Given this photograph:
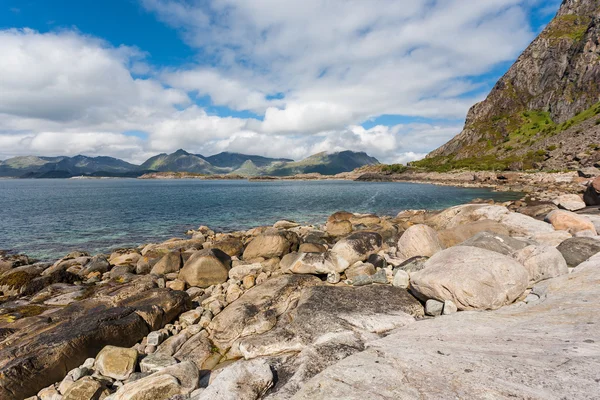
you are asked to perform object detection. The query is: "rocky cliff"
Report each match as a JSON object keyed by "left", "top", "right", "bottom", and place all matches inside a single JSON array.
[{"left": 419, "top": 0, "right": 600, "bottom": 171}]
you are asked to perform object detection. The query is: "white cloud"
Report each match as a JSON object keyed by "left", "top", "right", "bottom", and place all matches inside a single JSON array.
[{"left": 0, "top": 0, "right": 562, "bottom": 164}]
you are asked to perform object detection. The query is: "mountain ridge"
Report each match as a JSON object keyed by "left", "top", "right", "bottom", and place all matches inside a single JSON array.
[
  {"left": 0, "top": 150, "right": 379, "bottom": 178},
  {"left": 416, "top": 0, "right": 600, "bottom": 171}
]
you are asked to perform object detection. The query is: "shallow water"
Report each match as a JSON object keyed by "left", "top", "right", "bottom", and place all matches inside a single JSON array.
[{"left": 0, "top": 179, "right": 521, "bottom": 260}]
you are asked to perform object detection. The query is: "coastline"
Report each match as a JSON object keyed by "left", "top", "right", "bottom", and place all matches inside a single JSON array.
[{"left": 1, "top": 181, "right": 599, "bottom": 399}]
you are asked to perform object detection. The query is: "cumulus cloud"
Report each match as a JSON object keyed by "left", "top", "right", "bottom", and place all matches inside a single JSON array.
[{"left": 0, "top": 1, "right": 561, "bottom": 163}]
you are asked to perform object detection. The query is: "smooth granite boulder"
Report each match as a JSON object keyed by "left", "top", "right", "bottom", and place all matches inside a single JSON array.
[
  {"left": 545, "top": 210, "right": 597, "bottom": 234},
  {"left": 178, "top": 249, "right": 231, "bottom": 288},
  {"left": 437, "top": 219, "right": 510, "bottom": 247},
  {"left": 397, "top": 224, "right": 444, "bottom": 259},
  {"left": 330, "top": 231, "right": 383, "bottom": 269},
  {"left": 195, "top": 359, "right": 273, "bottom": 400},
  {"left": 94, "top": 345, "right": 138, "bottom": 380},
  {"left": 410, "top": 246, "right": 528, "bottom": 310},
  {"left": 287, "top": 251, "right": 349, "bottom": 275},
  {"left": 459, "top": 231, "right": 529, "bottom": 255},
  {"left": 150, "top": 251, "right": 183, "bottom": 275},
  {"left": 242, "top": 231, "right": 299, "bottom": 260},
  {"left": 512, "top": 245, "right": 568, "bottom": 285}
]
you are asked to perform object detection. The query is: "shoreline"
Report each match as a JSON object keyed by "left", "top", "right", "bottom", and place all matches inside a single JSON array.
[{"left": 1, "top": 183, "right": 599, "bottom": 399}]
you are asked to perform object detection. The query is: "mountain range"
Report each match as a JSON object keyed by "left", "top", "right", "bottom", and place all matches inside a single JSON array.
[
  {"left": 415, "top": 0, "right": 600, "bottom": 172},
  {"left": 0, "top": 150, "right": 379, "bottom": 178}
]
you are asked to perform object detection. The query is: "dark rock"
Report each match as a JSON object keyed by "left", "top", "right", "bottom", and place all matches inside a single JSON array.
[
  {"left": 396, "top": 256, "right": 429, "bottom": 273},
  {"left": 557, "top": 237, "right": 600, "bottom": 268},
  {"left": 367, "top": 254, "right": 387, "bottom": 269}
]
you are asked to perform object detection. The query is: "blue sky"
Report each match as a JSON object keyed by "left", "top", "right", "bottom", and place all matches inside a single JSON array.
[{"left": 0, "top": 0, "right": 562, "bottom": 163}]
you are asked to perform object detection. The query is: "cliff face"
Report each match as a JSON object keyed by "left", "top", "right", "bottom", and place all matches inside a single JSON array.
[{"left": 422, "top": 0, "right": 600, "bottom": 171}]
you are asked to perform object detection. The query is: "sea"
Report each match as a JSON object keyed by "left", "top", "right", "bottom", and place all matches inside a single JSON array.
[{"left": 0, "top": 178, "right": 521, "bottom": 260}]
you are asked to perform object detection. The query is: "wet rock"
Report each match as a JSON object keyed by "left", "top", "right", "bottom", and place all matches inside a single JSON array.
[
  {"left": 410, "top": 246, "right": 528, "bottom": 310},
  {"left": 178, "top": 249, "right": 231, "bottom": 288}
]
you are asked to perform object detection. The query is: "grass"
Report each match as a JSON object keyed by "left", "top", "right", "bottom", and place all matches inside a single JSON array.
[
  {"left": 543, "top": 15, "right": 591, "bottom": 42},
  {"left": 0, "top": 271, "right": 35, "bottom": 290},
  {"left": 380, "top": 164, "right": 408, "bottom": 174}
]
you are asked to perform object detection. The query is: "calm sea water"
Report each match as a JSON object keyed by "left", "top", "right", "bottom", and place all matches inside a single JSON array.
[{"left": 0, "top": 179, "right": 520, "bottom": 260}]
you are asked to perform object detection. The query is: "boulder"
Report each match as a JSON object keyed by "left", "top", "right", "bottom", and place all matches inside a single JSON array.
[
  {"left": 94, "top": 345, "right": 138, "bottom": 380},
  {"left": 545, "top": 210, "right": 597, "bottom": 234},
  {"left": 178, "top": 249, "right": 231, "bottom": 288},
  {"left": 395, "top": 256, "right": 428, "bottom": 273},
  {"left": 327, "top": 211, "right": 354, "bottom": 223},
  {"left": 112, "top": 361, "right": 199, "bottom": 400},
  {"left": 578, "top": 167, "right": 600, "bottom": 178},
  {"left": 62, "top": 377, "right": 103, "bottom": 400},
  {"left": 437, "top": 219, "right": 510, "bottom": 247},
  {"left": 196, "top": 359, "right": 273, "bottom": 400},
  {"left": 0, "top": 286, "right": 189, "bottom": 399},
  {"left": 344, "top": 262, "right": 376, "bottom": 280},
  {"left": 584, "top": 179, "right": 600, "bottom": 206},
  {"left": 80, "top": 255, "right": 110, "bottom": 277},
  {"left": 150, "top": 251, "right": 183, "bottom": 275},
  {"left": 530, "top": 230, "right": 572, "bottom": 247},
  {"left": 392, "top": 270, "right": 409, "bottom": 289},
  {"left": 206, "top": 238, "right": 244, "bottom": 257},
  {"left": 242, "top": 231, "right": 298, "bottom": 260},
  {"left": 140, "top": 352, "right": 178, "bottom": 373},
  {"left": 397, "top": 224, "right": 444, "bottom": 258},
  {"left": 228, "top": 263, "right": 263, "bottom": 281},
  {"left": 325, "top": 220, "right": 353, "bottom": 236},
  {"left": 410, "top": 246, "right": 528, "bottom": 310},
  {"left": 580, "top": 214, "right": 600, "bottom": 233},
  {"left": 459, "top": 232, "right": 529, "bottom": 255},
  {"left": 109, "top": 251, "right": 141, "bottom": 267},
  {"left": 298, "top": 243, "right": 327, "bottom": 253},
  {"left": 330, "top": 232, "right": 383, "bottom": 269},
  {"left": 273, "top": 220, "right": 300, "bottom": 229},
  {"left": 209, "top": 275, "right": 321, "bottom": 351},
  {"left": 173, "top": 332, "right": 213, "bottom": 370},
  {"left": 517, "top": 203, "right": 559, "bottom": 220},
  {"left": 557, "top": 237, "right": 600, "bottom": 267},
  {"left": 553, "top": 194, "right": 586, "bottom": 211},
  {"left": 512, "top": 245, "right": 568, "bottom": 285},
  {"left": 287, "top": 252, "right": 348, "bottom": 275}
]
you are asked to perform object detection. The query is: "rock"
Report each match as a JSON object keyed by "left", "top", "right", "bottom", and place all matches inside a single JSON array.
[
  {"left": 195, "top": 359, "right": 273, "bottom": 400},
  {"left": 546, "top": 210, "right": 597, "bottom": 234},
  {"left": 156, "top": 331, "right": 191, "bottom": 356},
  {"left": 298, "top": 243, "right": 327, "bottom": 253},
  {"left": 325, "top": 220, "right": 353, "bottom": 236},
  {"left": 273, "top": 220, "right": 300, "bottom": 229},
  {"left": 139, "top": 352, "right": 178, "bottom": 373},
  {"left": 38, "top": 387, "right": 61, "bottom": 400},
  {"left": 80, "top": 255, "right": 110, "bottom": 277},
  {"left": 209, "top": 274, "right": 321, "bottom": 351},
  {"left": 206, "top": 238, "right": 244, "bottom": 258},
  {"left": 62, "top": 377, "right": 102, "bottom": 400},
  {"left": 395, "top": 256, "right": 428, "bottom": 273},
  {"left": 109, "top": 251, "right": 141, "bottom": 267},
  {"left": 410, "top": 246, "right": 528, "bottom": 310},
  {"left": 150, "top": 251, "right": 183, "bottom": 275},
  {"left": 557, "top": 237, "right": 600, "bottom": 267},
  {"left": 330, "top": 232, "right": 383, "bottom": 269},
  {"left": 517, "top": 203, "right": 559, "bottom": 220},
  {"left": 459, "top": 232, "right": 529, "bottom": 255},
  {"left": 326, "top": 271, "right": 341, "bottom": 283},
  {"left": 112, "top": 361, "right": 199, "bottom": 400},
  {"left": 553, "top": 194, "right": 586, "bottom": 211},
  {"left": 442, "top": 300, "right": 457, "bottom": 315},
  {"left": 584, "top": 179, "right": 600, "bottom": 205},
  {"left": 397, "top": 224, "right": 444, "bottom": 259},
  {"left": 228, "top": 263, "right": 263, "bottom": 281},
  {"left": 392, "top": 270, "right": 409, "bottom": 289},
  {"left": 178, "top": 249, "right": 231, "bottom": 288},
  {"left": 291, "top": 257, "right": 600, "bottom": 399},
  {"left": 344, "top": 262, "right": 376, "bottom": 280},
  {"left": 242, "top": 231, "right": 298, "bottom": 260},
  {"left": 166, "top": 279, "right": 186, "bottom": 291},
  {"left": 531, "top": 230, "right": 572, "bottom": 247},
  {"left": 578, "top": 167, "right": 600, "bottom": 178},
  {"left": 242, "top": 275, "right": 255, "bottom": 289},
  {"left": 287, "top": 252, "right": 347, "bottom": 275},
  {"left": 179, "top": 309, "right": 203, "bottom": 325},
  {"left": 366, "top": 254, "right": 386, "bottom": 269},
  {"left": 580, "top": 214, "right": 600, "bottom": 233},
  {"left": 437, "top": 219, "right": 510, "bottom": 247},
  {"left": 173, "top": 332, "right": 213, "bottom": 370},
  {"left": 147, "top": 331, "right": 167, "bottom": 346},
  {"left": 327, "top": 211, "right": 354, "bottom": 223},
  {"left": 512, "top": 245, "right": 568, "bottom": 285},
  {"left": 136, "top": 253, "right": 160, "bottom": 275},
  {"left": 425, "top": 299, "right": 444, "bottom": 316},
  {"left": 94, "top": 345, "right": 138, "bottom": 380},
  {"left": 0, "top": 285, "right": 190, "bottom": 399}
]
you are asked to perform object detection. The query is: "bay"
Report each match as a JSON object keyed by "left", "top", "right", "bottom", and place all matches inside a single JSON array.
[{"left": 0, "top": 178, "right": 520, "bottom": 260}]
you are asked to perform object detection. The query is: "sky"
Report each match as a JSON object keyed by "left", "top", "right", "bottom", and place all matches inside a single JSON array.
[{"left": 0, "top": 0, "right": 562, "bottom": 164}]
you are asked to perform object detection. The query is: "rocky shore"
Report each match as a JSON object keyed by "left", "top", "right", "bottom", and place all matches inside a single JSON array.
[{"left": 2, "top": 177, "right": 600, "bottom": 399}]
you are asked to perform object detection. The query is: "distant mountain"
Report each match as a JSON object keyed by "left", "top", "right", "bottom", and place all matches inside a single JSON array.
[
  {"left": 0, "top": 150, "right": 379, "bottom": 178},
  {"left": 140, "top": 149, "right": 223, "bottom": 175},
  {"left": 264, "top": 151, "right": 380, "bottom": 176},
  {"left": 202, "top": 152, "right": 293, "bottom": 169},
  {"left": 0, "top": 155, "right": 141, "bottom": 178}
]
